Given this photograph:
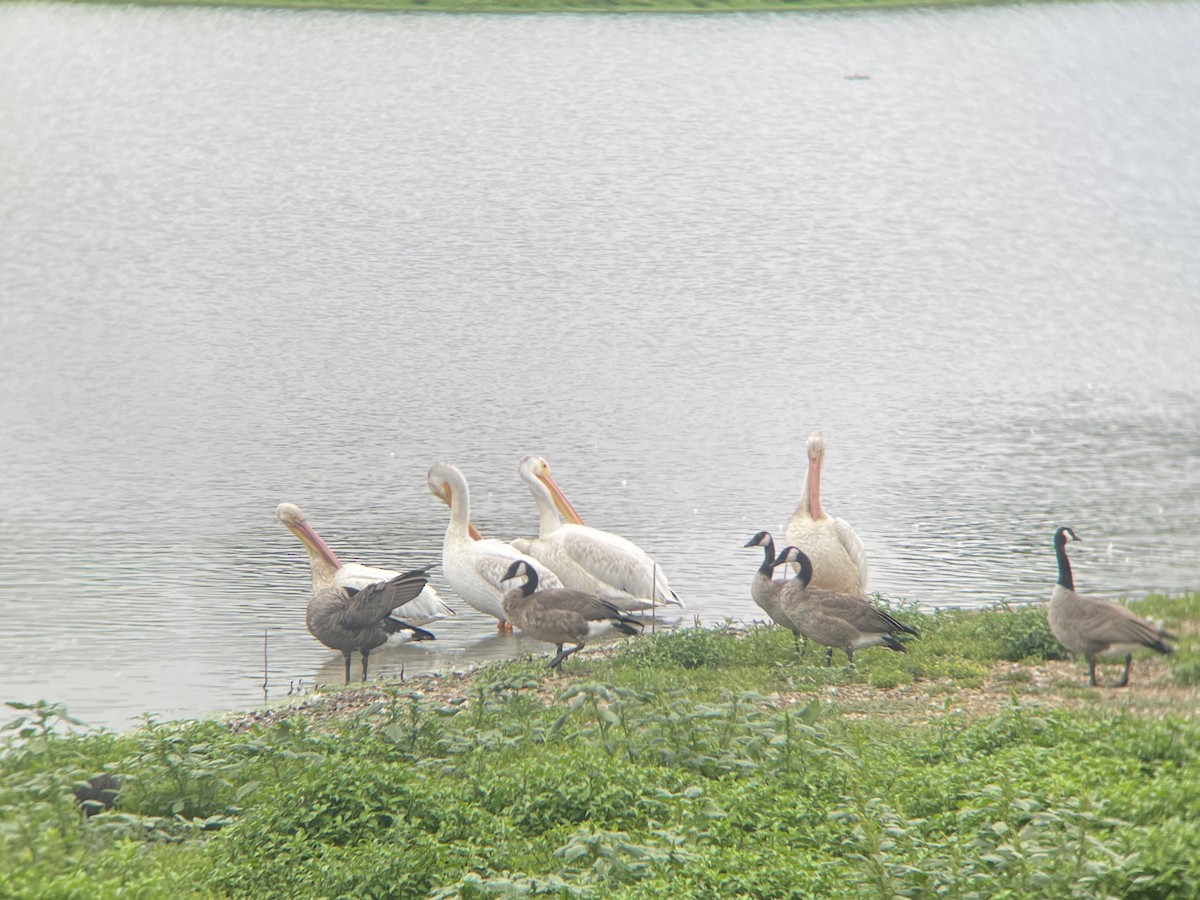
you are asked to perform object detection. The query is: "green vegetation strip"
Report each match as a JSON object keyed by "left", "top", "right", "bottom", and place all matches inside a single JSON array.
[
  {"left": 2, "top": 593, "right": 1198, "bottom": 898},
  {"left": 52, "top": 0, "right": 1057, "bottom": 14}
]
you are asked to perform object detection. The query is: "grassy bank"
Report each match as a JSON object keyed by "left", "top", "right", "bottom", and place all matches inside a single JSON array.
[
  {"left": 2, "top": 593, "right": 1198, "bottom": 898},
  {"left": 54, "top": 0, "right": 1046, "bottom": 15}
]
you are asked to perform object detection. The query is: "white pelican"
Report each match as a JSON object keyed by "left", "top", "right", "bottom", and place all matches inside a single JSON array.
[
  {"left": 276, "top": 503, "right": 454, "bottom": 639},
  {"left": 785, "top": 431, "right": 869, "bottom": 595},
  {"left": 500, "top": 560, "right": 643, "bottom": 670},
  {"left": 774, "top": 546, "right": 917, "bottom": 667},
  {"left": 1049, "top": 527, "right": 1175, "bottom": 688},
  {"left": 514, "top": 454, "right": 683, "bottom": 611},
  {"left": 307, "top": 566, "right": 434, "bottom": 684},
  {"left": 426, "top": 462, "right": 565, "bottom": 632}
]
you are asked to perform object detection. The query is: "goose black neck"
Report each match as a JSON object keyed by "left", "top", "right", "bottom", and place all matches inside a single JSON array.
[
  {"left": 1054, "top": 532, "right": 1074, "bottom": 590},
  {"left": 758, "top": 537, "right": 776, "bottom": 576},
  {"left": 521, "top": 565, "right": 539, "bottom": 596},
  {"left": 795, "top": 551, "right": 813, "bottom": 589}
]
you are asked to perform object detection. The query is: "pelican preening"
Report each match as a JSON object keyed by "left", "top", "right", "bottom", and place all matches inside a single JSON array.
[
  {"left": 276, "top": 502, "right": 454, "bottom": 637},
  {"left": 785, "top": 431, "right": 869, "bottom": 596},
  {"left": 427, "top": 462, "right": 565, "bottom": 632},
  {"left": 307, "top": 567, "right": 435, "bottom": 684},
  {"left": 514, "top": 455, "right": 683, "bottom": 612},
  {"left": 1048, "top": 527, "right": 1175, "bottom": 688},
  {"left": 501, "top": 559, "right": 643, "bottom": 669},
  {"left": 774, "top": 546, "right": 917, "bottom": 666}
]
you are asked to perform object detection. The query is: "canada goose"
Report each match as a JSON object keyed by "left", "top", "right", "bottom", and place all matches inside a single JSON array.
[
  {"left": 306, "top": 566, "right": 435, "bottom": 684},
  {"left": 514, "top": 455, "right": 683, "bottom": 611},
  {"left": 277, "top": 502, "right": 454, "bottom": 633},
  {"left": 1048, "top": 526, "right": 1175, "bottom": 688},
  {"left": 743, "top": 531, "right": 799, "bottom": 635},
  {"left": 427, "top": 462, "right": 565, "bottom": 632},
  {"left": 773, "top": 546, "right": 917, "bottom": 666},
  {"left": 500, "top": 559, "right": 643, "bottom": 669},
  {"left": 785, "top": 431, "right": 869, "bottom": 595}
]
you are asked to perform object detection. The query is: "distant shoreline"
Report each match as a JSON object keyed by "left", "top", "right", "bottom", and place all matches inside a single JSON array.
[{"left": 46, "top": 0, "right": 1067, "bottom": 16}]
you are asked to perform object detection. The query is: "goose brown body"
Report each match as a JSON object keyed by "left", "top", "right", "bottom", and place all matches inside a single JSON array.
[
  {"left": 501, "top": 560, "right": 643, "bottom": 669},
  {"left": 774, "top": 546, "right": 917, "bottom": 666},
  {"left": 1047, "top": 526, "right": 1175, "bottom": 688}
]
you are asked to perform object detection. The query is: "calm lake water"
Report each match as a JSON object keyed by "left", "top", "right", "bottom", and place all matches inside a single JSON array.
[{"left": 1, "top": 0, "right": 1198, "bottom": 730}]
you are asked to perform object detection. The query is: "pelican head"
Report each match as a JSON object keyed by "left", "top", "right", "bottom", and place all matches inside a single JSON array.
[
  {"left": 427, "top": 463, "right": 485, "bottom": 541},
  {"left": 806, "top": 431, "right": 826, "bottom": 462},
  {"left": 743, "top": 531, "right": 773, "bottom": 549},
  {"left": 276, "top": 502, "right": 343, "bottom": 571},
  {"left": 519, "top": 454, "right": 585, "bottom": 526}
]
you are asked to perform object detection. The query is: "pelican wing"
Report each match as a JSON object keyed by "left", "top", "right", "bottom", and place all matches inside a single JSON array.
[
  {"left": 557, "top": 526, "right": 682, "bottom": 606},
  {"left": 336, "top": 562, "right": 455, "bottom": 622},
  {"left": 833, "top": 517, "right": 869, "bottom": 591},
  {"left": 475, "top": 539, "right": 564, "bottom": 593},
  {"left": 340, "top": 568, "right": 431, "bottom": 628}
]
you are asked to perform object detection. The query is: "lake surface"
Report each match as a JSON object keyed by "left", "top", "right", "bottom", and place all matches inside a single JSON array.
[{"left": 1, "top": 0, "right": 1198, "bottom": 730}]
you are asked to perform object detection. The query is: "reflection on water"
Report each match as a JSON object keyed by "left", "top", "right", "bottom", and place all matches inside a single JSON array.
[{"left": 0, "top": 1, "right": 1198, "bottom": 729}]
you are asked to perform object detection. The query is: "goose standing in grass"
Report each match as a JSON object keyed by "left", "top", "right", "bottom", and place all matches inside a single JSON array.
[
  {"left": 427, "top": 462, "right": 565, "bottom": 632},
  {"left": 774, "top": 546, "right": 917, "bottom": 666},
  {"left": 1048, "top": 526, "right": 1175, "bottom": 688},
  {"left": 501, "top": 559, "right": 643, "bottom": 670},
  {"left": 277, "top": 502, "right": 454, "bottom": 634},
  {"left": 743, "top": 531, "right": 799, "bottom": 635},
  {"left": 513, "top": 455, "right": 682, "bottom": 612},
  {"left": 307, "top": 566, "right": 435, "bottom": 684},
  {"left": 785, "top": 431, "right": 869, "bottom": 595}
]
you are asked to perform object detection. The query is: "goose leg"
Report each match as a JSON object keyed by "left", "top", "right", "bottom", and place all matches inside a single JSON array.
[
  {"left": 361, "top": 648, "right": 370, "bottom": 682},
  {"left": 825, "top": 647, "right": 834, "bottom": 668},
  {"left": 343, "top": 652, "right": 352, "bottom": 685},
  {"left": 1113, "top": 654, "right": 1132, "bottom": 688},
  {"left": 1087, "top": 657, "right": 1100, "bottom": 687},
  {"left": 845, "top": 647, "right": 855, "bottom": 667},
  {"left": 548, "top": 642, "right": 567, "bottom": 670}
]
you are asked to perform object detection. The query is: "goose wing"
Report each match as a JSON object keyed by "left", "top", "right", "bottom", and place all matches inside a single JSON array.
[
  {"left": 527, "top": 588, "right": 631, "bottom": 622},
  {"left": 341, "top": 567, "right": 432, "bottom": 628},
  {"left": 337, "top": 562, "right": 455, "bottom": 622}
]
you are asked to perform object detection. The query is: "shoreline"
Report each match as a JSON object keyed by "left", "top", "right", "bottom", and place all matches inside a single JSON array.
[{"left": 39, "top": 0, "right": 1083, "bottom": 16}]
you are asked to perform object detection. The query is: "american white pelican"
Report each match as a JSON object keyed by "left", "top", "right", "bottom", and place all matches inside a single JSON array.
[
  {"left": 501, "top": 560, "right": 643, "bottom": 669},
  {"left": 426, "top": 462, "right": 565, "bottom": 632},
  {"left": 276, "top": 503, "right": 454, "bottom": 640},
  {"left": 1049, "top": 527, "right": 1175, "bottom": 688},
  {"left": 307, "top": 566, "right": 434, "bottom": 684},
  {"left": 514, "top": 455, "right": 683, "bottom": 611},
  {"left": 785, "top": 431, "right": 869, "bottom": 595},
  {"left": 773, "top": 546, "right": 917, "bottom": 667}
]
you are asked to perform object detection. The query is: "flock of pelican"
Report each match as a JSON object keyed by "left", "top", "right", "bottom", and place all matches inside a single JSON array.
[{"left": 278, "top": 434, "right": 1177, "bottom": 688}]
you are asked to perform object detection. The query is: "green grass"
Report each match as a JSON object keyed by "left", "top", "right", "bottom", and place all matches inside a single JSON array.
[
  {"left": 2, "top": 593, "right": 1198, "bottom": 898},
  {"left": 52, "top": 0, "right": 1075, "bottom": 15}
]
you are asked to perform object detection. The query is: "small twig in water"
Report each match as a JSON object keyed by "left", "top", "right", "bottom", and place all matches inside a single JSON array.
[{"left": 262, "top": 629, "right": 269, "bottom": 702}]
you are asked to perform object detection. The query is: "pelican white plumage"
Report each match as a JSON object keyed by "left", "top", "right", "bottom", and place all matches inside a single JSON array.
[
  {"left": 427, "top": 461, "right": 565, "bottom": 632},
  {"left": 785, "top": 431, "right": 869, "bottom": 595},
  {"left": 514, "top": 455, "right": 683, "bottom": 611},
  {"left": 276, "top": 503, "right": 454, "bottom": 642}
]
